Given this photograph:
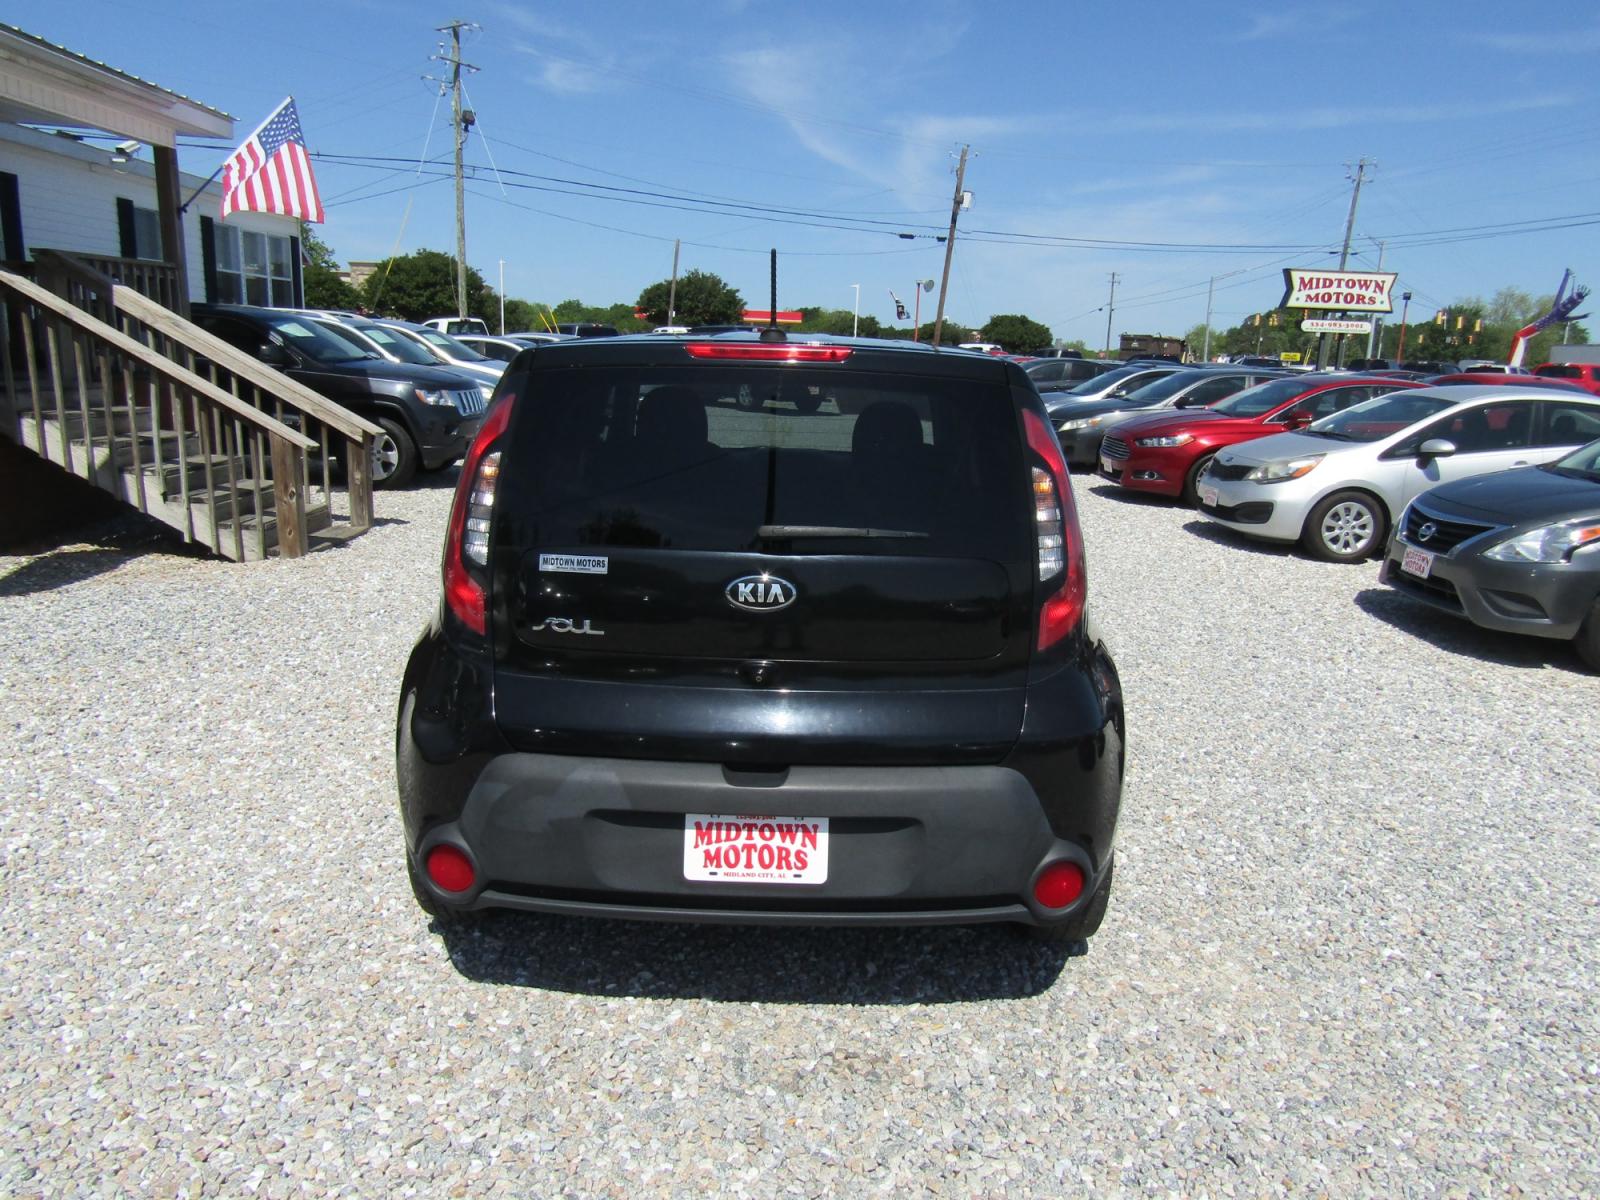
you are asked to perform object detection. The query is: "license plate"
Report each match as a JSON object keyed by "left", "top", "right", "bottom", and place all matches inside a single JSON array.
[
  {"left": 1401, "top": 545, "right": 1435, "bottom": 579},
  {"left": 1198, "top": 483, "right": 1219, "bottom": 508},
  {"left": 683, "top": 814, "right": 829, "bottom": 885},
  {"left": 1099, "top": 454, "right": 1120, "bottom": 479}
]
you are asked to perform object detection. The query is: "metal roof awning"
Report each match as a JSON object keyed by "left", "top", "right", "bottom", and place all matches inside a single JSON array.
[{"left": 0, "top": 23, "right": 233, "bottom": 147}]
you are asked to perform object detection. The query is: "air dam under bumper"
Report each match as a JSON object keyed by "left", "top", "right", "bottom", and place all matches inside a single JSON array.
[{"left": 414, "top": 754, "right": 1102, "bottom": 927}]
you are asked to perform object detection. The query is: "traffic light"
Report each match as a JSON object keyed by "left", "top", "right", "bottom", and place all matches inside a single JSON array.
[
  {"left": 1267, "top": 314, "right": 1279, "bottom": 327},
  {"left": 1434, "top": 310, "right": 1446, "bottom": 325},
  {"left": 1251, "top": 314, "right": 1261, "bottom": 326}
]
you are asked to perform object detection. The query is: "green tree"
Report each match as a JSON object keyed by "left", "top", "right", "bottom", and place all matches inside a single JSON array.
[
  {"left": 501, "top": 298, "right": 547, "bottom": 333},
  {"left": 798, "top": 307, "right": 882, "bottom": 337},
  {"left": 980, "top": 314, "right": 1052, "bottom": 354},
  {"left": 299, "top": 223, "right": 358, "bottom": 310},
  {"left": 362, "top": 249, "right": 493, "bottom": 321},
  {"left": 636, "top": 269, "right": 745, "bottom": 326}
]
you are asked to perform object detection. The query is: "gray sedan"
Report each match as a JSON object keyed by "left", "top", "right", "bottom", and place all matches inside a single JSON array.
[{"left": 1382, "top": 436, "right": 1600, "bottom": 669}]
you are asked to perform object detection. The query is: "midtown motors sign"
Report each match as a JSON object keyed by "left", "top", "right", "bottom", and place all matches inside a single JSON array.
[{"left": 1281, "top": 269, "right": 1398, "bottom": 312}]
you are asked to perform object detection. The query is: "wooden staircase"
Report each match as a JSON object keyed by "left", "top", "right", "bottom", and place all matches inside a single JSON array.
[{"left": 0, "top": 253, "right": 380, "bottom": 561}]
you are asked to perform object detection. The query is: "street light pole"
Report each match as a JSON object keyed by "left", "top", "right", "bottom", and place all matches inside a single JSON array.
[
  {"left": 498, "top": 259, "right": 505, "bottom": 334},
  {"left": 1202, "top": 275, "right": 1216, "bottom": 361},
  {"left": 1102, "top": 273, "right": 1119, "bottom": 357},
  {"left": 851, "top": 283, "right": 860, "bottom": 337}
]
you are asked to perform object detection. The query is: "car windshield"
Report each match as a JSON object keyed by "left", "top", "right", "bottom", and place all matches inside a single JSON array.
[
  {"left": 1063, "top": 366, "right": 1145, "bottom": 396},
  {"left": 1302, "top": 391, "right": 1455, "bottom": 442},
  {"left": 1119, "top": 371, "right": 1202, "bottom": 402},
  {"left": 1211, "top": 377, "right": 1322, "bottom": 418},
  {"left": 1547, "top": 437, "right": 1600, "bottom": 481},
  {"left": 266, "top": 316, "right": 376, "bottom": 364},
  {"left": 415, "top": 329, "right": 491, "bottom": 362},
  {"left": 349, "top": 324, "right": 440, "bottom": 365}
]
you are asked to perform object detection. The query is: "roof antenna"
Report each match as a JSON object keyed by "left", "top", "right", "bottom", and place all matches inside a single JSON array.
[{"left": 760, "top": 248, "right": 786, "bottom": 342}]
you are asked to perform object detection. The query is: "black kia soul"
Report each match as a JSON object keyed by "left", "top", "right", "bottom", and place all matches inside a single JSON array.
[{"left": 397, "top": 333, "right": 1125, "bottom": 941}]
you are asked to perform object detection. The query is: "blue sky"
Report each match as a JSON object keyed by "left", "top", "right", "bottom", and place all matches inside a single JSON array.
[{"left": 21, "top": 1, "right": 1600, "bottom": 342}]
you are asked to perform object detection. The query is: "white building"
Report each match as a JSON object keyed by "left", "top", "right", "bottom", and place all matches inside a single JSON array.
[{"left": 0, "top": 22, "right": 303, "bottom": 309}]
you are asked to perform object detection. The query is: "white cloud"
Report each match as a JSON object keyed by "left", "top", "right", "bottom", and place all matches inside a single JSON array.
[
  {"left": 1116, "top": 93, "right": 1573, "bottom": 133},
  {"left": 1463, "top": 23, "right": 1600, "bottom": 52}
]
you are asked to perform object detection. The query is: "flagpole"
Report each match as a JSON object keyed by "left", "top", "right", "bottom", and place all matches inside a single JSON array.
[
  {"left": 181, "top": 96, "right": 293, "bottom": 215},
  {"left": 178, "top": 161, "right": 227, "bottom": 214}
]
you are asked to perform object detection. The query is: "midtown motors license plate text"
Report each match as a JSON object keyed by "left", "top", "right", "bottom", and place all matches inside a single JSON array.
[{"left": 683, "top": 814, "right": 830, "bottom": 885}]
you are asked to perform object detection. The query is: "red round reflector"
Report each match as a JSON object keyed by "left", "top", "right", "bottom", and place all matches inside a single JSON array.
[
  {"left": 425, "top": 845, "right": 476, "bottom": 893},
  {"left": 1033, "top": 861, "right": 1086, "bottom": 909}
]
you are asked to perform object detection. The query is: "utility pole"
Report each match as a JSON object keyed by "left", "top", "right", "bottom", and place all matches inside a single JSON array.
[
  {"left": 498, "top": 258, "right": 505, "bottom": 334},
  {"left": 931, "top": 144, "right": 969, "bottom": 348},
  {"left": 1317, "top": 157, "right": 1371, "bottom": 369},
  {"left": 1202, "top": 275, "right": 1216, "bottom": 361},
  {"left": 851, "top": 284, "right": 860, "bottom": 337},
  {"left": 667, "top": 238, "right": 680, "bottom": 323},
  {"left": 1102, "top": 273, "right": 1119, "bottom": 357},
  {"left": 435, "top": 21, "right": 479, "bottom": 319},
  {"left": 1365, "top": 238, "right": 1386, "bottom": 360}
]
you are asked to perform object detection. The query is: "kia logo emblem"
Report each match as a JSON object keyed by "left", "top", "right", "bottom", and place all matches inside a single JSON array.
[
  {"left": 726, "top": 574, "right": 796, "bottom": 612},
  {"left": 1417, "top": 521, "right": 1438, "bottom": 543}
]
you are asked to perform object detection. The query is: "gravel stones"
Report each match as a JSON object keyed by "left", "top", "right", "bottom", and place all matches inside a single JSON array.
[{"left": 1, "top": 472, "right": 1596, "bottom": 1196}]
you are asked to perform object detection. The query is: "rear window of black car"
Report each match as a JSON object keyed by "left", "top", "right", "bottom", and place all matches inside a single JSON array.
[{"left": 501, "top": 366, "right": 1029, "bottom": 561}]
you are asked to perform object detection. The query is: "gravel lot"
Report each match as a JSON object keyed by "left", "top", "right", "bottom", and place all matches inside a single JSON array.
[{"left": 2, "top": 468, "right": 1596, "bottom": 1198}]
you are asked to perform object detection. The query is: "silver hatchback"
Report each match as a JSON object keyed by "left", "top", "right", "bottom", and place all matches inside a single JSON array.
[{"left": 1197, "top": 386, "right": 1600, "bottom": 561}]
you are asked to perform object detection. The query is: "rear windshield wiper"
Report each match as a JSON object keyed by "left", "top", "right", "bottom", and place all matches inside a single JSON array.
[{"left": 757, "top": 524, "right": 928, "bottom": 540}]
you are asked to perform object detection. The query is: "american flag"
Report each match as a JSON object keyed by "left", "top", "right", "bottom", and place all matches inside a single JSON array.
[{"left": 220, "top": 98, "right": 324, "bottom": 224}]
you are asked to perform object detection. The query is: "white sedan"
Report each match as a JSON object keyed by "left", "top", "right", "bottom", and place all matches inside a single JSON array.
[{"left": 1195, "top": 385, "right": 1600, "bottom": 561}]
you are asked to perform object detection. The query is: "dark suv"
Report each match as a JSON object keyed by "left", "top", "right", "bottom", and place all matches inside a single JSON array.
[
  {"left": 396, "top": 334, "right": 1125, "bottom": 941},
  {"left": 190, "top": 304, "right": 487, "bottom": 487}
]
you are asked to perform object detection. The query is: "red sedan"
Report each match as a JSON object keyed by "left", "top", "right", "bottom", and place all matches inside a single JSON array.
[{"left": 1097, "top": 374, "right": 1424, "bottom": 502}]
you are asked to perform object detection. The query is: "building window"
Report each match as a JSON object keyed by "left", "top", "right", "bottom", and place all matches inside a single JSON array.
[
  {"left": 130, "top": 207, "right": 163, "bottom": 260},
  {"left": 213, "top": 224, "right": 296, "bottom": 306}
]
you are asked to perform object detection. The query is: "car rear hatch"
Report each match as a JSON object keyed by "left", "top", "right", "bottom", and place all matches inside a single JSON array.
[{"left": 488, "top": 346, "right": 1035, "bottom": 766}]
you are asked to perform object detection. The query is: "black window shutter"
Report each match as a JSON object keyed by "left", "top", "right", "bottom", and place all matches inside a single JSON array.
[
  {"left": 289, "top": 234, "right": 303, "bottom": 307},
  {"left": 116, "top": 197, "right": 137, "bottom": 259},
  {"left": 0, "top": 173, "right": 22, "bottom": 262},
  {"left": 200, "top": 216, "right": 218, "bottom": 302}
]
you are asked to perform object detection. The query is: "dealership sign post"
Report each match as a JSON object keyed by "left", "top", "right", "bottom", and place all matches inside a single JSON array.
[
  {"left": 1280, "top": 270, "right": 1398, "bottom": 312},
  {"left": 1282, "top": 268, "right": 1398, "bottom": 366}
]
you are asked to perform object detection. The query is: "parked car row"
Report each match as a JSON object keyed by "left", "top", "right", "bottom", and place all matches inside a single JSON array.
[
  {"left": 187, "top": 306, "right": 590, "bottom": 488},
  {"left": 1082, "top": 371, "right": 1600, "bottom": 668}
]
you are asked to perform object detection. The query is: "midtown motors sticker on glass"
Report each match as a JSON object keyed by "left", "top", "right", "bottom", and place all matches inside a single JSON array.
[
  {"left": 538, "top": 553, "right": 608, "bottom": 574},
  {"left": 683, "top": 814, "right": 829, "bottom": 885}
]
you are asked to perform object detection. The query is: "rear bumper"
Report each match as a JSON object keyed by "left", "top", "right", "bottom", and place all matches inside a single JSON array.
[{"left": 411, "top": 754, "right": 1109, "bottom": 928}]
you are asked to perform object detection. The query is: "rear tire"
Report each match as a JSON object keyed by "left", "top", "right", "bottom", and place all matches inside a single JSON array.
[
  {"left": 1301, "top": 490, "right": 1385, "bottom": 562},
  {"left": 1182, "top": 452, "right": 1216, "bottom": 506},
  {"left": 371, "top": 417, "right": 418, "bottom": 489},
  {"left": 1575, "top": 597, "right": 1600, "bottom": 672}
]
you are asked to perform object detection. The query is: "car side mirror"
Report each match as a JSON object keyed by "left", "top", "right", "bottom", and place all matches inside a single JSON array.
[
  {"left": 1285, "top": 409, "right": 1315, "bottom": 428},
  {"left": 1175, "top": 395, "right": 1207, "bottom": 408},
  {"left": 1418, "top": 437, "right": 1457, "bottom": 459},
  {"left": 257, "top": 342, "right": 291, "bottom": 367}
]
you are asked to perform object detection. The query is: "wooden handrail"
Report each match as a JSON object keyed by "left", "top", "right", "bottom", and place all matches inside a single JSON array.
[
  {"left": 110, "top": 286, "right": 384, "bottom": 444},
  {"left": 1, "top": 269, "right": 315, "bottom": 451}
]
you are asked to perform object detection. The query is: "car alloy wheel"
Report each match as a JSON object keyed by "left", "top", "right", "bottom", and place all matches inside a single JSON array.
[
  {"left": 1302, "top": 490, "right": 1383, "bottom": 562},
  {"left": 371, "top": 433, "right": 400, "bottom": 481}
]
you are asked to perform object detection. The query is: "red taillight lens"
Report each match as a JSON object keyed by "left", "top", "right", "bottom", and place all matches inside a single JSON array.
[
  {"left": 425, "top": 845, "right": 476, "bottom": 893},
  {"left": 1022, "top": 409, "right": 1086, "bottom": 650},
  {"left": 684, "top": 343, "right": 853, "bottom": 363},
  {"left": 443, "top": 394, "right": 517, "bottom": 635},
  {"left": 1033, "top": 861, "right": 1086, "bottom": 909}
]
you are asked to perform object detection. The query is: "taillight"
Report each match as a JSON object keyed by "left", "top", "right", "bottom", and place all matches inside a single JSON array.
[
  {"left": 443, "top": 394, "right": 517, "bottom": 635},
  {"left": 1023, "top": 409, "right": 1086, "bottom": 650},
  {"left": 684, "top": 343, "right": 853, "bottom": 363}
]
